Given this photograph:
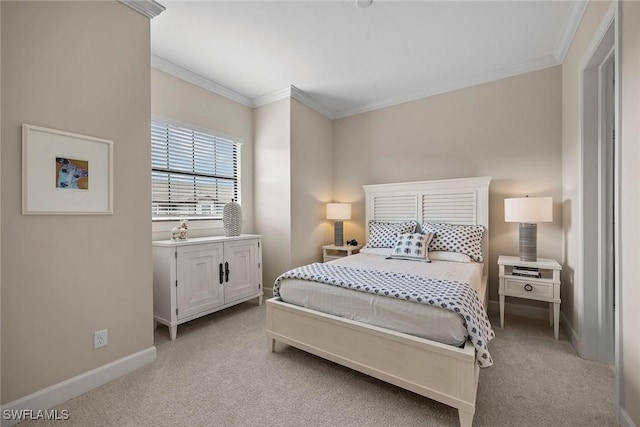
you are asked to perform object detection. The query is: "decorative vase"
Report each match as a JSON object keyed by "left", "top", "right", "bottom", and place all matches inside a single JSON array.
[{"left": 223, "top": 200, "right": 242, "bottom": 237}]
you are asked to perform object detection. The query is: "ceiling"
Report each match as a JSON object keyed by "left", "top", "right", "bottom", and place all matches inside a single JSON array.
[{"left": 151, "top": 1, "right": 586, "bottom": 119}]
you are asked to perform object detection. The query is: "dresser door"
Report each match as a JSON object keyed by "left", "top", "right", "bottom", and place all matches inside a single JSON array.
[
  {"left": 177, "top": 243, "right": 224, "bottom": 319},
  {"left": 223, "top": 239, "right": 258, "bottom": 303}
]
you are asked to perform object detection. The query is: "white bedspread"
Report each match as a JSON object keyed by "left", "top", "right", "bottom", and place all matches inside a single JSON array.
[{"left": 277, "top": 253, "right": 485, "bottom": 346}]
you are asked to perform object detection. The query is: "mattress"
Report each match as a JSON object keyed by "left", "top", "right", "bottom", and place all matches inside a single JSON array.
[{"left": 277, "top": 253, "right": 485, "bottom": 346}]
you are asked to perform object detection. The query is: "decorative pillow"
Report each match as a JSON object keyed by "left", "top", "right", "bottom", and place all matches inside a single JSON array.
[
  {"left": 421, "top": 222, "right": 485, "bottom": 262},
  {"left": 387, "top": 232, "right": 434, "bottom": 262},
  {"left": 365, "top": 220, "right": 418, "bottom": 248},
  {"left": 429, "top": 251, "right": 473, "bottom": 263}
]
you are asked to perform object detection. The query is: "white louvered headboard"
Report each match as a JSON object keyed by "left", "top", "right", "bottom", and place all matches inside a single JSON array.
[{"left": 363, "top": 177, "right": 491, "bottom": 275}]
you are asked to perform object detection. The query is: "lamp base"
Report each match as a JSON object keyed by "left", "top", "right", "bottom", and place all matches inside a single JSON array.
[
  {"left": 519, "top": 223, "right": 538, "bottom": 262},
  {"left": 334, "top": 220, "right": 344, "bottom": 247}
]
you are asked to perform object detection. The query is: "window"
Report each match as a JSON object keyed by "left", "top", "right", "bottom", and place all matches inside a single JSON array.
[{"left": 151, "top": 120, "right": 240, "bottom": 220}]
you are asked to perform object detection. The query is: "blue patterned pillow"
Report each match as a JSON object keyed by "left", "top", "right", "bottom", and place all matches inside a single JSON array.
[
  {"left": 387, "top": 232, "right": 434, "bottom": 262},
  {"left": 421, "top": 222, "right": 485, "bottom": 262},
  {"left": 365, "top": 221, "right": 418, "bottom": 248}
]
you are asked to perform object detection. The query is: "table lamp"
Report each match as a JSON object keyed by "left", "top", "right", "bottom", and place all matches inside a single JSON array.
[
  {"left": 326, "top": 203, "right": 351, "bottom": 247},
  {"left": 504, "top": 196, "right": 552, "bottom": 262}
]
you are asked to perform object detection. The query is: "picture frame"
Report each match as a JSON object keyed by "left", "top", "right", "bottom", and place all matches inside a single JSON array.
[{"left": 22, "top": 124, "right": 114, "bottom": 215}]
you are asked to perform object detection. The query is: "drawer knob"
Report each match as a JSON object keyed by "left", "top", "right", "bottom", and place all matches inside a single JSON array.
[{"left": 524, "top": 284, "right": 533, "bottom": 292}]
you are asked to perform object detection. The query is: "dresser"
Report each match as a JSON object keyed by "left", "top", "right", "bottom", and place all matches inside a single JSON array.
[{"left": 152, "top": 235, "right": 263, "bottom": 340}]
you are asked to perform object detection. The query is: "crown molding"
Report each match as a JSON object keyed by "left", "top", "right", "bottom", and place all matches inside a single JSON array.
[
  {"left": 151, "top": 55, "right": 253, "bottom": 107},
  {"left": 553, "top": 1, "right": 589, "bottom": 63},
  {"left": 119, "top": 0, "right": 165, "bottom": 19},
  {"left": 251, "top": 86, "right": 334, "bottom": 119},
  {"left": 289, "top": 86, "right": 335, "bottom": 119},
  {"left": 332, "top": 54, "right": 560, "bottom": 119},
  {"left": 153, "top": 53, "right": 561, "bottom": 121},
  {"left": 151, "top": 57, "right": 333, "bottom": 118},
  {"left": 251, "top": 87, "right": 292, "bottom": 108}
]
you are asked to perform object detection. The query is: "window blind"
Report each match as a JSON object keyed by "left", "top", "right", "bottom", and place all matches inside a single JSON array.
[{"left": 151, "top": 120, "right": 240, "bottom": 220}]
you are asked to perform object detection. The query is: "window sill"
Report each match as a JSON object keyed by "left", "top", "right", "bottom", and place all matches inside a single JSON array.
[{"left": 152, "top": 219, "right": 227, "bottom": 241}]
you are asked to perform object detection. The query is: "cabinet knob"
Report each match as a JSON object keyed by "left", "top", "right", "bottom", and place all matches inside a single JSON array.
[
  {"left": 524, "top": 284, "right": 533, "bottom": 292},
  {"left": 219, "top": 263, "right": 224, "bottom": 284}
]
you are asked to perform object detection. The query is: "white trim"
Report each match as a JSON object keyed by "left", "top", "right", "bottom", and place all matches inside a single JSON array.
[
  {"left": 253, "top": 86, "right": 335, "bottom": 119},
  {"left": 289, "top": 86, "right": 334, "bottom": 119},
  {"left": 560, "top": 311, "right": 582, "bottom": 354},
  {"left": 574, "top": 1, "right": 622, "bottom": 418},
  {"left": 614, "top": 0, "right": 623, "bottom": 421},
  {"left": 575, "top": 1, "right": 616, "bottom": 358},
  {"left": 0, "top": 347, "right": 156, "bottom": 427},
  {"left": 333, "top": 55, "right": 559, "bottom": 119},
  {"left": 150, "top": 59, "right": 336, "bottom": 120},
  {"left": 252, "top": 86, "right": 292, "bottom": 109},
  {"left": 151, "top": 55, "right": 253, "bottom": 107},
  {"left": 152, "top": 218, "right": 223, "bottom": 235},
  {"left": 118, "top": 0, "right": 165, "bottom": 19},
  {"left": 621, "top": 408, "right": 638, "bottom": 427},
  {"left": 154, "top": 53, "right": 565, "bottom": 121},
  {"left": 488, "top": 300, "right": 549, "bottom": 322},
  {"left": 553, "top": 1, "right": 589, "bottom": 63}
]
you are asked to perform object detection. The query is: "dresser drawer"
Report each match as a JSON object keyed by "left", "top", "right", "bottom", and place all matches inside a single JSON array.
[{"left": 504, "top": 278, "right": 553, "bottom": 300}]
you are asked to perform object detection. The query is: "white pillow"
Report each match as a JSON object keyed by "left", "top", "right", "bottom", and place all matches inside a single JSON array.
[
  {"left": 364, "top": 220, "right": 418, "bottom": 248},
  {"left": 387, "top": 232, "right": 434, "bottom": 262},
  {"left": 429, "top": 251, "right": 473, "bottom": 263},
  {"left": 421, "top": 222, "right": 485, "bottom": 262},
  {"left": 359, "top": 247, "right": 392, "bottom": 256}
]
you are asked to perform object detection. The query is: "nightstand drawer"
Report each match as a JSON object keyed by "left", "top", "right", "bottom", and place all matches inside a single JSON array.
[{"left": 504, "top": 278, "right": 553, "bottom": 299}]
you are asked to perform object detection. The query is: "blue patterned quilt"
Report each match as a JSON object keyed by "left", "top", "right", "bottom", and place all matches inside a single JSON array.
[{"left": 274, "top": 262, "right": 494, "bottom": 367}]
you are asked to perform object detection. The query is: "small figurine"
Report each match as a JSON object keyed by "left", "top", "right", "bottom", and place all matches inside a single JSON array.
[
  {"left": 346, "top": 239, "right": 358, "bottom": 246},
  {"left": 171, "top": 219, "right": 189, "bottom": 241}
]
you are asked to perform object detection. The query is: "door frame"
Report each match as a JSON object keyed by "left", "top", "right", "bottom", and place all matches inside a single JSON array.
[{"left": 577, "top": 1, "right": 622, "bottom": 420}]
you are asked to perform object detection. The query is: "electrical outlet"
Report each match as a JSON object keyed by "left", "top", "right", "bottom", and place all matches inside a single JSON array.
[{"left": 94, "top": 329, "right": 108, "bottom": 349}]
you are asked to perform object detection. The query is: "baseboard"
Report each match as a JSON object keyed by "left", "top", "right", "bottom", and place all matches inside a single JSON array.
[
  {"left": 488, "top": 300, "right": 550, "bottom": 321},
  {"left": 0, "top": 346, "right": 156, "bottom": 427},
  {"left": 560, "top": 311, "right": 582, "bottom": 354},
  {"left": 263, "top": 287, "right": 274, "bottom": 299},
  {"left": 621, "top": 408, "right": 638, "bottom": 427}
]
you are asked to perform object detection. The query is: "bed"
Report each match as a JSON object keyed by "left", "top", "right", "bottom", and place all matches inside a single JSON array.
[{"left": 265, "top": 176, "right": 492, "bottom": 427}]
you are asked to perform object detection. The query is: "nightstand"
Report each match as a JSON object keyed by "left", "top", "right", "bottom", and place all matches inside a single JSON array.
[
  {"left": 323, "top": 244, "right": 362, "bottom": 262},
  {"left": 498, "top": 255, "right": 562, "bottom": 339}
]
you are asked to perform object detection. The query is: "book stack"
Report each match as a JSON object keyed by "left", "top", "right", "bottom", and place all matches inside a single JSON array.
[{"left": 511, "top": 266, "right": 541, "bottom": 279}]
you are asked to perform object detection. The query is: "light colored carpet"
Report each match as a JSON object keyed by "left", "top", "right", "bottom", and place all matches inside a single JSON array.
[{"left": 21, "top": 301, "right": 616, "bottom": 426}]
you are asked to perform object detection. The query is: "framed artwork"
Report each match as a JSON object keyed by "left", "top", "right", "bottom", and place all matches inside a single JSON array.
[{"left": 22, "top": 124, "right": 114, "bottom": 214}]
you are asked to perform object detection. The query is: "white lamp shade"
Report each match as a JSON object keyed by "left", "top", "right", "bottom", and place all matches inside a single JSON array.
[
  {"left": 504, "top": 197, "right": 553, "bottom": 223},
  {"left": 326, "top": 203, "right": 351, "bottom": 220}
]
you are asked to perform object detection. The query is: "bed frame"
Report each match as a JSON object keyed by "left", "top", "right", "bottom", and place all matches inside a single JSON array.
[{"left": 265, "top": 176, "right": 491, "bottom": 427}]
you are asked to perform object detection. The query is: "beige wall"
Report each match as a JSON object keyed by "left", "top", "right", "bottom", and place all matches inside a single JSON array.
[
  {"left": 561, "top": 0, "right": 612, "bottom": 349},
  {"left": 1, "top": 1, "right": 153, "bottom": 403},
  {"left": 290, "top": 99, "right": 333, "bottom": 268},
  {"left": 253, "top": 98, "right": 292, "bottom": 288},
  {"left": 150, "top": 69, "right": 255, "bottom": 240},
  {"left": 333, "top": 66, "right": 563, "bottom": 305},
  {"left": 620, "top": 1, "right": 640, "bottom": 424},
  {"left": 254, "top": 98, "right": 333, "bottom": 290}
]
